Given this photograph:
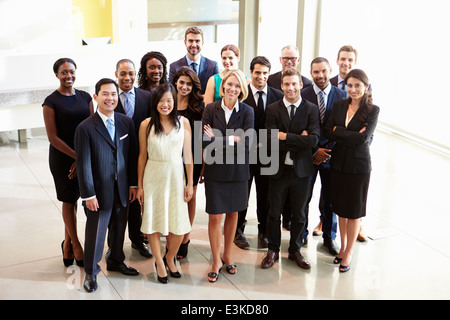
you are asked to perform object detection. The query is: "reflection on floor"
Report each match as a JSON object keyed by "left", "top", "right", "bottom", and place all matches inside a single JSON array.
[{"left": 0, "top": 128, "right": 449, "bottom": 301}]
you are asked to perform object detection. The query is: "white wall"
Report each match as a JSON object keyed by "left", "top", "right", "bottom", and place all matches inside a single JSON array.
[{"left": 319, "top": 0, "right": 450, "bottom": 149}]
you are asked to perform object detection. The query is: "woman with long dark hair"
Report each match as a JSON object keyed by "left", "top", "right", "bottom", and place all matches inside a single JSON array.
[
  {"left": 325, "top": 69, "right": 380, "bottom": 272},
  {"left": 136, "top": 83, "right": 193, "bottom": 283},
  {"left": 42, "top": 58, "right": 93, "bottom": 268},
  {"left": 172, "top": 66, "right": 205, "bottom": 259}
]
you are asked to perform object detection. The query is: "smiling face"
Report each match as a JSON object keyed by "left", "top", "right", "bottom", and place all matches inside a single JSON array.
[
  {"left": 222, "top": 74, "right": 242, "bottom": 102},
  {"left": 337, "top": 51, "right": 356, "bottom": 78},
  {"left": 94, "top": 83, "right": 118, "bottom": 117},
  {"left": 281, "top": 75, "right": 302, "bottom": 103},
  {"left": 55, "top": 62, "right": 76, "bottom": 89},
  {"left": 251, "top": 63, "right": 270, "bottom": 90},
  {"left": 157, "top": 91, "right": 174, "bottom": 116},
  {"left": 310, "top": 61, "right": 332, "bottom": 90},
  {"left": 185, "top": 33, "right": 203, "bottom": 59},
  {"left": 146, "top": 58, "right": 163, "bottom": 84},
  {"left": 346, "top": 77, "right": 368, "bottom": 102},
  {"left": 175, "top": 75, "right": 193, "bottom": 97},
  {"left": 221, "top": 50, "right": 239, "bottom": 71},
  {"left": 115, "top": 61, "right": 136, "bottom": 92},
  {"left": 280, "top": 47, "right": 300, "bottom": 72}
]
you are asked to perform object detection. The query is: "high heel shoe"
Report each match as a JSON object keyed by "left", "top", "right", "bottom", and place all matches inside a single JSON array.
[
  {"left": 177, "top": 239, "right": 190, "bottom": 259},
  {"left": 61, "top": 240, "right": 74, "bottom": 267},
  {"left": 333, "top": 256, "right": 342, "bottom": 264},
  {"left": 339, "top": 264, "right": 351, "bottom": 272},
  {"left": 163, "top": 256, "right": 181, "bottom": 278},
  {"left": 155, "top": 262, "right": 168, "bottom": 284}
]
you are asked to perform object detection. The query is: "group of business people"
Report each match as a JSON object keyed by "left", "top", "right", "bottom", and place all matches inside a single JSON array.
[{"left": 43, "top": 25, "right": 379, "bottom": 292}]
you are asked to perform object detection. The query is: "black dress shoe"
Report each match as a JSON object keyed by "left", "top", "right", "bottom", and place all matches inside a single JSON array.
[
  {"left": 258, "top": 233, "right": 268, "bottom": 248},
  {"left": 155, "top": 263, "right": 168, "bottom": 284},
  {"left": 163, "top": 256, "right": 181, "bottom": 278},
  {"left": 234, "top": 234, "right": 250, "bottom": 249},
  {"left": 84, "top": 274, "right": 97, "bottom": 292},
  {"left": 107, "top": 263, "right": 139, "bottom": 276},
  {"left": 323, "top": 239, "right": 339, "bottom": 256},
  {"left": 132, "top": 242, "right": 153, "bottom": 258},
  {"left": 288, "top": 252, "right": 311, "bottom": 270}
]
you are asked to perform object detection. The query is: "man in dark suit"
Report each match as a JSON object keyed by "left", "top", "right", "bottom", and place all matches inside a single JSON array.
[
  {"left": 75, "top": 78, "right": 139, "bottom": 293},
  {"left": 115, "top": 59, "right": 152, "bottom": 258},
  {"left": 267, "top": 45, "right": 312, "bottom": 91},
  {"left": 168, "top": 27, "right": 219, "bottom": 94},
  {"left": 234, "top": 56, "right": 283, "bottom": 250},
  {"left": 301, "top": 57, "right": 347, "bottom": 256},
  {"left": 262, "top": 68, "right": 320, "bottom": 270}
]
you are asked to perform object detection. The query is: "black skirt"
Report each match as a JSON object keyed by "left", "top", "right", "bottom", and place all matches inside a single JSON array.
[
  {"left": 330, "top": 169, "right": 370, "bottom": 219},
  {"left": 204, "top": 178, "right": 248, "bottom": 214},
  {"left": 49, "top": 145, "right": 79, "bottom": 203}
]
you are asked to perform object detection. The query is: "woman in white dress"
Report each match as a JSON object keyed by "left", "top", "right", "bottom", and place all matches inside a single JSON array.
[{"left": 136, "top": 83, "right": 193, "bottom": 283}]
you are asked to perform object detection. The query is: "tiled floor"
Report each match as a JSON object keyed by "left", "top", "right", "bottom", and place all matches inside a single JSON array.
[{"left": 0, "top": 127, "right": 449, "bottom": 300}]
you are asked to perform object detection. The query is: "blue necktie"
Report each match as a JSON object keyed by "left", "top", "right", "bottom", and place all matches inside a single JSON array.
[
  {"left": 107, "top": 118, "right": 115, "bottom": 142},
  {"left": 122, "top": 92, "right": 133, "bottom": 118},
  {"left": 190, "top": 62, "right": 198, "bottom": 73}
]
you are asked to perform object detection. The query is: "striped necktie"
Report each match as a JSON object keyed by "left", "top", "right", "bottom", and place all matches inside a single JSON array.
[
  {"left": 106, "top": 118, "right": 115, "bottom": 142},
  {"left": 318, "top": 91, "right": 325, "bottom": 124},
  {"left": 122, "top": 91, "right": 133, "bottom": 118}
]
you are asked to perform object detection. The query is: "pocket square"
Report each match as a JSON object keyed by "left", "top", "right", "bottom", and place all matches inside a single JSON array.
[{"left": 120, "top": 134, "right": 128, "bottom": 140}]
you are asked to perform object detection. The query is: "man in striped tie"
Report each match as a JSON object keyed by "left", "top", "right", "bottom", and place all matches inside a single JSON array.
[{"left": 300, "top": 57, "right": 346, "bottom": 256}]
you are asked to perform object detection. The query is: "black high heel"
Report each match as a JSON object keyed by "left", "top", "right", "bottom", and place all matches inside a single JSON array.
[
  {"left": 333, "top": 256, "right": 342, "bottom": 264},
  {"left": 163, "top": 255, "right": 181, "bottom": 278},
  {"left": 155, "top": 262, "right": 168, "bottom": 284},
  {"left": 177, "top": 240, "right": 190, "bottom": 259},
  {"left": 61, "top": 240, "right": 74, "bottom": 267}
]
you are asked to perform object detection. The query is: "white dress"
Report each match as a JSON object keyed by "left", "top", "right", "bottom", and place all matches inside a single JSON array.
[{"left": 141, "top": 118, "right": 191, "bottom": 236}]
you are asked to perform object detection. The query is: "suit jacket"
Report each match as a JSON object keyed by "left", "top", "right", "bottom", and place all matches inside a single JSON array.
[
  {"left": 301, "top": 84, "right": 347, "bottom": 151},
  {"left": 202, "top": 100, "right": 254, "bottom": 182},
  {"left": 74, "top": 112, "right": 138, "bottom": 211},
  {"left": 324, "top": 99, "right": 380, "bottom": 174},
  {"left": 267, "top": 71, "right": 313, "bottom": 91},
  {"left": 265, "top": 99, "right": 320, "bottom": 179},
  {"left": 115, "top": 87, "right": 152, "bottom": 143},
  {"left": 169, "top": 55, "right": 219, "bottom": 94},
  {"left": 243, "top": 85, "right": 284, "bottom": 131}
]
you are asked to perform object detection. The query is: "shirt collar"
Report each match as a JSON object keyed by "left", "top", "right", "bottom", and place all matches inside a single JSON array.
[
  {"left": 97, "top": 110, "right": 115, "bottom": 126},
  {"left": 283, "top": 97, "right": 302, "bottom": 109},
  {"left": 313, "top": 83, "right": 332, "bottom": 95},
  {"left": 186, "top": 54, "right": 202, "bottom": 66},
  {"left": 249, "top": 83, "right": 267, "bottom": 96},
  {"left": 221, "top": 98, "right": 239, "bottom": 113},
  {"left": 118, "top": 87, "right": 135, "bottom": 96}
]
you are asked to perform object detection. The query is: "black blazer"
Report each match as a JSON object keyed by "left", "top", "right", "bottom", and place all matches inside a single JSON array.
[
  {"left": 324, "top": 99, "right": 380, "bottom": 174},
  {"left": 265, "top": 99, "right": 320, "bottom": 179},
  {"left": 115, "top": 87, "right": 152, "bottom": 141},
  {"left": 301, "top": 85, "right": 347, "bottom": 151},
  {"left": 202, "top": 100, "right": 254, "bottom": 182},
  {"left": 169, "top": 56, "right": 219, "bottom": 94},
  {"left": 267, "top": 71, "right": 312, "bottom": 91},
  {"left": 75, "top": 112, "right": 138, "bottom": 211},
  {"left": 243, "top": 85, "right": 284, "bottom": 131}
]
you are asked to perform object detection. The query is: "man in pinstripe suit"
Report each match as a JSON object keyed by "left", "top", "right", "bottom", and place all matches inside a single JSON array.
[{"left": 75, "top": 78, "right": 139, "bottom": 292}]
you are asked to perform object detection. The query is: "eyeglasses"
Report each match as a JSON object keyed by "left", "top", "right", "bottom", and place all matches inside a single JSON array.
[{"left": 281, "top": 57, "right": 298, "bottom": 62}]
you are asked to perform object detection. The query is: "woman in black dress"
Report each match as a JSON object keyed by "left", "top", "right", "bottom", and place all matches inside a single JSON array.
[
  {"left": 137, "top": 51, "right": 168, "bottom": 93},
  {"left": 201, "top": 69, "right": 254, "bottom": 282},
  {"left": 43, "top": 58, "right": 94, "bottom": 267},
  {"left": 324, "top": 69, "right": 379, "bottom": 272},
  {"left": 172, "top": 66, "right": 205, "bottom": 259}
]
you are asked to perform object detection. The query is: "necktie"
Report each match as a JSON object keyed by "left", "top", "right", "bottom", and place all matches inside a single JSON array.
[
  {"left": 290, "top": 104, "right": 296, "bottom": 121},
  {"left": 107, "top": 118, "right": 115, "bottom": 142},
  {"left": 318, "top": 91, "right": 326, "bottom": 124},
  {"left": 122, "top": 92, "right": 133, "bottom": 118},
  {"left": 257, "top": 91, "right": 264, "bottom": 115},
  {"left": 340, "top": 81, "right": 346, "bottom": 91},
  {"left": 190, "top": 62, "right": 198, "bottom": 73}
]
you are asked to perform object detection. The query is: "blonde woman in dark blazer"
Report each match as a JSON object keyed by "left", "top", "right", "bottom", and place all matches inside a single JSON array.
[
  {"left": 201, "top": 69, "right": 254, "bottom": 282},
  {"left": 324, "top": 69, "right": 380, "bottom": 272}
]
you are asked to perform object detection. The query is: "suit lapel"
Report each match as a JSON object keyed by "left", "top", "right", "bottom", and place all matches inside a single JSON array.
[
  {"left": 227, "top": 105, "right": 242, "bottom": 128},
  {"left": 94, "top": 112, "right": 116, "bottom": 149},
  {"left": 213, "top": 103, "right": 227, "bottom": 129},
  {"left": 278, "top": 100, "right": 291, "bottom": 130}
]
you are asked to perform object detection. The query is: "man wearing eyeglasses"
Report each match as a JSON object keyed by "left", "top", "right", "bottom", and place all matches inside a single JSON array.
[{"left": 267, "top": 45, "right": 312, "bottom": 91}]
